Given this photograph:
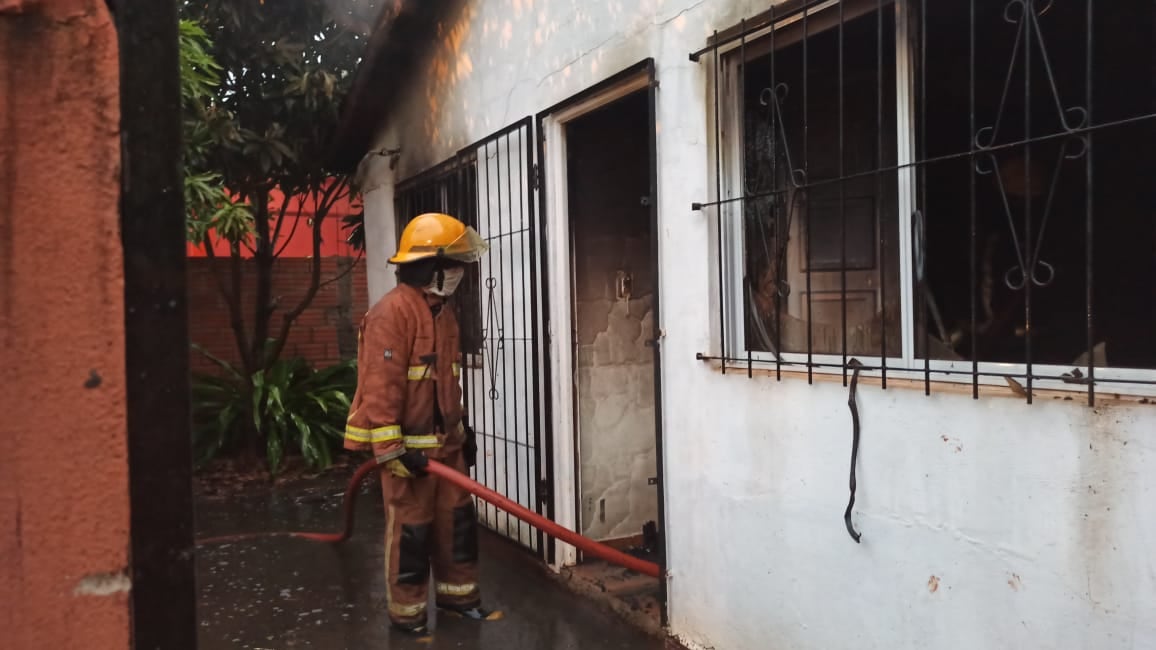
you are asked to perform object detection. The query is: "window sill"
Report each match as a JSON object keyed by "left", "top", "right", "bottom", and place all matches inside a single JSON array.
[{"left": 699, "top": 354, "right": 1156, "bottom": 405}]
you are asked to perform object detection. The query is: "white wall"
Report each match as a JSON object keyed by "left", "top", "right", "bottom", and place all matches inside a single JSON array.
[
  {"left": 666, "top": 374, "right": 1156, "bottom": 650},
  {"left": 356, "top": 152, "right": 398, "bottom": 304},
  {"left": 358, "top": 1, "right": 1156, "bottom": 648}
]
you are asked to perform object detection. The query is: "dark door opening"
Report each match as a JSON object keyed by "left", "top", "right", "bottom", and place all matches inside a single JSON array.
[{"left": 565, "top": 91, "right": 659, "bottom": 552}]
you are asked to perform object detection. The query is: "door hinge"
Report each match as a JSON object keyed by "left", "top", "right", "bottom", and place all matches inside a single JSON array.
[
  {"left": 532, "top": 163, "right": 542, "bottom": 191},
  {"left": 537, "top": 479, "right": 552, "bottom": 504}
]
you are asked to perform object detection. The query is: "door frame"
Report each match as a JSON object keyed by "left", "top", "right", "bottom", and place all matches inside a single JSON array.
[{"left": 535, "top": 59, "right": 668, "bottom": 621}]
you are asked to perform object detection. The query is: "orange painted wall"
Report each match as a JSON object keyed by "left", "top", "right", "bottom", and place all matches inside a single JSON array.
[
  {"left": 0, "top": 1, "right": 131, "bottom": 648},
  {"left": 186, "top": 185, "right": 362, "bottom": 259}
]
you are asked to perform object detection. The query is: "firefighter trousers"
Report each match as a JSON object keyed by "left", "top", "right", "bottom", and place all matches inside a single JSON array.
[{"left": 382, "top": 448, "right": 480, "bottom": 625}]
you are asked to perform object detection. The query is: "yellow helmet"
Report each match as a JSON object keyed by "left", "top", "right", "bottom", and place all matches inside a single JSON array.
[{"left": 389, "top": 213, "right": 489, "bottom": 265}]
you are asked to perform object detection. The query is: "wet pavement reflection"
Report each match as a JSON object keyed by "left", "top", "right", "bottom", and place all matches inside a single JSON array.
[{"left": 195, "top": 468, "right": 663, "bottom": 649}]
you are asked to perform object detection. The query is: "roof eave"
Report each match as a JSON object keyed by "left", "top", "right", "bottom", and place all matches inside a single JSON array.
[{"left": 329, "top": 0, "right": 458, "bottom": 173}]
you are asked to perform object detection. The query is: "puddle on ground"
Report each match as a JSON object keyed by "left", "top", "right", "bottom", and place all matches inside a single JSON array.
[{"left": 195, "top": 467, "right": 664, "bottom": 649}]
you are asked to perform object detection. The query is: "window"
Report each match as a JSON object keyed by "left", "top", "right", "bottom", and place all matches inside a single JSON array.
[
  {"left": 917, "top": 0, "right": 1156, "bottom": 372},
  {"left": 736, "top": 1, "right": 901, "bottom": 359},
  {"left": 698, "top": 0, "right": 1156, "bottom": 400},
  {"left": 394, "top": 158, "right": 484, "bottom": 356}
]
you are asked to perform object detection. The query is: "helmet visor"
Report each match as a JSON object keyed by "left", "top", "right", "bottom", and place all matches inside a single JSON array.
[{"left": 442, "top": 225, "right": 489, "bottom": 263}]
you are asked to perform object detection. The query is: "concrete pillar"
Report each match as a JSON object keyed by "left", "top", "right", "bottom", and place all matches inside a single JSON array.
[
  {"left": 359, "top": 153, "right": 399, "bottom": 305},
  {"left": 363, "top": 184, "right": 399, "bottom": 305}
]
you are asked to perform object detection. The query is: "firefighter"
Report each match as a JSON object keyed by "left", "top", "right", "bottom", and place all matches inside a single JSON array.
[{"left": 344, "top": 212, "right": 499, "bottom": 635}]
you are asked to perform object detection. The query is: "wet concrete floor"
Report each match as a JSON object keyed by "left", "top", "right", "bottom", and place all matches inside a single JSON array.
[{"left": 195, "top": 468, "right": 664, "bottom": 649}]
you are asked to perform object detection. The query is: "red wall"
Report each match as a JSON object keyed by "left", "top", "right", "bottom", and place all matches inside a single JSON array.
[
  {"left": 187, "top": 257, "right": 370, "bottom": 376},
  {"left": 187, "top": 185, "right": 361, "bottom": 259},
  {"left": 0, "top": 1, "right": 131, "bottom": 647}
]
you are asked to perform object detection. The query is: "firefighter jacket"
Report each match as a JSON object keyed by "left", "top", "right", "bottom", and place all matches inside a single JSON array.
[{"left": 344, "top": 283, "right": 465, "bottom": 463}]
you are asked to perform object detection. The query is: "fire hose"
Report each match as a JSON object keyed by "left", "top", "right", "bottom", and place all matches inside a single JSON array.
[{"left": 196, "top": 458, "right": 662, "bottom": 579}]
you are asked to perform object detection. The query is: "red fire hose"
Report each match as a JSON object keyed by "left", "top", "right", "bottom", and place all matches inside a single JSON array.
[
  {"left": 425, "top": 459, "right": 661, "bottom": 578},
  {"left": 197, "top": 458, "right": 661, "bottom": 579}
]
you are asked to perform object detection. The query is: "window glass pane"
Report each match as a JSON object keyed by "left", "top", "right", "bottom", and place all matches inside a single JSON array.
[
  {"left": 741, "top": 5, "right": 901, "bottom": 357},
  {"left": 918, "top": 0, "right": 1156, "bottom": 369}
]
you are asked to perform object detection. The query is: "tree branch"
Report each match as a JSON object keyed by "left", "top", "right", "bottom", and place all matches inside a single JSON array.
[
  {"left": 266, "top": 211, "right": 324, "bottom": 366},
  {"left": 201, "top": 234, "right": 252, "bottom": 374},
  {"left": 316, "top": 252, "right": 364, "bottom": 291},
  {"left": 227, "top": 238, "right": 254, "bottom": 375},
  {"left": 200, "top": 234, "right": 230, "bottom": 298},
  {"left": 311, "top": 177, "right": 348, "bottom": 223},
  {"left": 250, "top": 189, "right": 275, "bottom": 369},
  {"left": 269, "top": 187, "right": 295, "bottom": 253},
  {"left": 273, "top": 194, "right": 306, "bottom": 258},
  {"left": 264, "top": 176, "right": 351, "bottom": 366}
]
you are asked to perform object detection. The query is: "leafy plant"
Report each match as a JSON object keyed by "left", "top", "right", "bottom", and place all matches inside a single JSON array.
[
  {"left": 179, "top": 4, "right": 373, "bottom": 468},
  {"left": 179, "top": 2, "right": 369, "bottom": 378},
  {"left": 342, "top": 210, "right": 366, "bottom": 252},
  {"left": 180, "top": 18, "right": 254, "bottom": 246},
  {"left": 192, "top": 346, "right": 357, "bottom": 474}
]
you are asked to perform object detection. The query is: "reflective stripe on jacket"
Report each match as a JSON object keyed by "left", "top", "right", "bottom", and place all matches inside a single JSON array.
[{"left": 344, "top": 283, "right": 465, "bottom": 461}]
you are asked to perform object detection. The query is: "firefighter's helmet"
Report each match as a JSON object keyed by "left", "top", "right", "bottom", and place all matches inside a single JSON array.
[{"left": 389, "top": 213, "right": 488, "bottom": 265}]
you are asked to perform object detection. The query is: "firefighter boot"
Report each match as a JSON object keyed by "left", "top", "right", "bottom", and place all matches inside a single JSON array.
[
  {"left": 437, "top": 603, "right": 504, "bottom": 621},
  {"left": 391, "top": 618, "right": 431, "bottom": 638}
]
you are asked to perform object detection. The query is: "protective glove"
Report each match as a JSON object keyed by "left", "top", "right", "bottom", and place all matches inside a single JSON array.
[
  {"left": 384, "top": 450, "right": 428, "bottom": 478},
  {"left": 463, "top": 419, "right": 478, "bottom": 469}
]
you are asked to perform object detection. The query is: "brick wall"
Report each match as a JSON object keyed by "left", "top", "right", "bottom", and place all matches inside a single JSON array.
[{"left": 187, "top": 256, "right": 370, "bottom": 375}]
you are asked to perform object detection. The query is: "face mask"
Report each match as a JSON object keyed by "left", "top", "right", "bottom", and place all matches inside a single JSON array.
[{"left": 426, "top": 267, "right": 465, "bottom": 296}]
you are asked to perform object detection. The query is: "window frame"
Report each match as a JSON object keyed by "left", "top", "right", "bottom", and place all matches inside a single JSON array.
[{"left": 716, "top": 0, "right": 1156, "bottom": 396}]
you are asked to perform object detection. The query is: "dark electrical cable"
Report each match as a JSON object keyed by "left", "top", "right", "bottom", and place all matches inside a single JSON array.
[{"left": 844, "top": 358, "right": 863, "bottom": 544}]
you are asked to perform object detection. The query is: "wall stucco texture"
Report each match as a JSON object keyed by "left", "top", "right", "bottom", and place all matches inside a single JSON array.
[{"left": 1, "top": 1, "right": 131, "bottom": 648}]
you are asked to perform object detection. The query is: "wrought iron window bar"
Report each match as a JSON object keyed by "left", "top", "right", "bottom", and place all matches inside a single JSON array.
[{"left": 691, "top": 0, "right": 1156, "bottom": 406}]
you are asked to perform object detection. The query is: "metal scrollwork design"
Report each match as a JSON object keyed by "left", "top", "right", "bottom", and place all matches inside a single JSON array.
[
  {"left": 482, "top": 276, "right": 503, "bottom": 400},
  {"left": 974, "top": 0, "right": 1089, "bottom": 291},
  {"left": 747, "top": 81, "right": 808, "bottom": 306}
]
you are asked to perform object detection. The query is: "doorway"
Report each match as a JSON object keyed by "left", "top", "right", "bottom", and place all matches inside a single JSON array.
[
  {"left": 565, "top": 91, "right": 659, "bottom": 549},
  {"left": 537, "top": 60, "right": 666, "bottom": 627}
]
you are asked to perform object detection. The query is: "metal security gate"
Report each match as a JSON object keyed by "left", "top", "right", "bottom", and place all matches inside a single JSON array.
[{"left": 394, "top": 118, "right": 547, "bottom": 556}]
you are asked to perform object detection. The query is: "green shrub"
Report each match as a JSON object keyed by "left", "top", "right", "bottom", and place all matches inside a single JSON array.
[{"left": 192, "top": 348, "right": 356, "bottom": 474}]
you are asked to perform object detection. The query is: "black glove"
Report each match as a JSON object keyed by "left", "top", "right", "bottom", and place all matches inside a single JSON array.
[
  {"left": 385, "top": 449, "right": 429, "bottom": 478},
  {"left": 400, "top": 449, "right": 429, "bottom": 475},
  {"left": 463, "top": 419, "right": 477, "bottom": 469}
]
